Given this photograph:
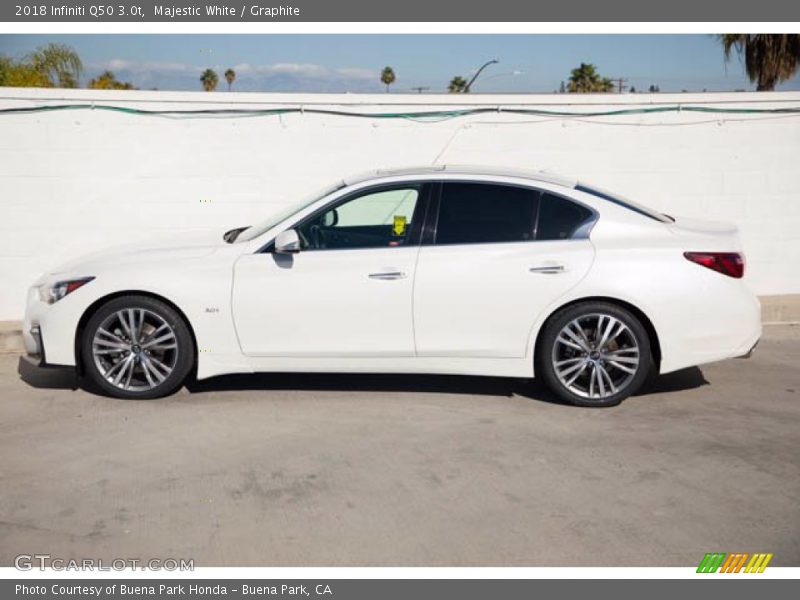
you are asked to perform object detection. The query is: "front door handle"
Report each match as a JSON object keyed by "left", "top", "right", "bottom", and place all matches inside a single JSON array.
[
  {"left": 369, "top": 271, "right": 407, "bottom": 280},
  {"left": 529, "top": 265, "right": 565, "bottom": 274}
]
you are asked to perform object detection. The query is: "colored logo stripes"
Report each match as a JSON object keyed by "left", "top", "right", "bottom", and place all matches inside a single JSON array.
[{"left": 697, "top": 552, "right": 773, "bottom": 573}]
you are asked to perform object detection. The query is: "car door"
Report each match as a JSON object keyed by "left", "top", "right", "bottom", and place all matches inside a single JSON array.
[
  {"left": 413, "top": 181, "right": 597, "bottom": 358},
  {"left": 232, "top": 183, "right": 429, "bottom": 357}
]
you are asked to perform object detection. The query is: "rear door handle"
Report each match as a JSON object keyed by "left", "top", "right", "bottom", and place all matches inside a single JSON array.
[
  {"left": 529, "top": 265, "right": 565, "bottom": 274},
  {"left": 368, "top": 271, "right": 407, "bottom": 280}
]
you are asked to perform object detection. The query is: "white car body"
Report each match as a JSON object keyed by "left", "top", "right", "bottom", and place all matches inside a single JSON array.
[{"left": 24, "top": 166, "right": 761, "bottom": 387}]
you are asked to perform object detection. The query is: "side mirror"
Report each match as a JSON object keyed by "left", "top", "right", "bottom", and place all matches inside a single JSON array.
[{"left": 274, "top": 229, "right": 301, "bottom": 254}]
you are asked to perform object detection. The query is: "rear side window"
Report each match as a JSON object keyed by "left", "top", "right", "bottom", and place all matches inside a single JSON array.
[
  {"left": 435, "top": 183, "right": 537, "bottom": 245},
  {"left": 536, "top": 193, "right": 594, "bottom": 241}
]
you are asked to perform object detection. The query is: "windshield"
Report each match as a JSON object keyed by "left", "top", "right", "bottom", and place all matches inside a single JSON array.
[
  {"left": 236, "top": 181, "right": 346, "bottom": 243},
  {"left": 575, "top": 184, "right": 674, "bottom": 223}
]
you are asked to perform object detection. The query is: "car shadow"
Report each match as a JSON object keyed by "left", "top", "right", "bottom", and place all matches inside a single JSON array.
[
  {"left": 17, "top": 356, "right": 708, "bottom": 405},
  {"left": 186, "top": 366, "right": 709, "bottom": 405}
]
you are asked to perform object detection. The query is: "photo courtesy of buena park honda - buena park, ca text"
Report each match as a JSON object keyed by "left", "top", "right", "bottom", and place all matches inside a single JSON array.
[{"left": 0, "top": 1, "right": 798, "bottom": 599}]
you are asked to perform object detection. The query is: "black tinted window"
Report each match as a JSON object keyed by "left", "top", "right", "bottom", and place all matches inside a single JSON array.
[
  {"left": 435, "top": 183, "right": 536, "bottom": 245},
  {"left": 537, "top": 194, "right": 594, "bottom": 241}
]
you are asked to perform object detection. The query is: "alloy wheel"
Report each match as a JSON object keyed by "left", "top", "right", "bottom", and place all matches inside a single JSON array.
[
  {"left": 551, "top": 313, "right": 641, "bottom": 401},
  {"left": 91, "top": 308, "right": 179, "bottom": 392}
]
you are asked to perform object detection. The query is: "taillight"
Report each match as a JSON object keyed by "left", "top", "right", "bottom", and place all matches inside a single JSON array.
[{"left": 684, "top": 252, "right": 744, "bottom": 278}]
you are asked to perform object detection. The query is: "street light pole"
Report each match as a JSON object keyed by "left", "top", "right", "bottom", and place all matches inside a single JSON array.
[{"left": 464, "top": 59, "right": 499, "bottom": 93}]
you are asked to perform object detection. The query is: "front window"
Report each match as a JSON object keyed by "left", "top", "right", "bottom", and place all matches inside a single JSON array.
[{"left": 296, "top": 186, "right": 421, "bottom": 250}]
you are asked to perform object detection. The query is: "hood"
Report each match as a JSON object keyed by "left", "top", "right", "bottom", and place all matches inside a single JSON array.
[{"left": 41, "top": 230, "right": 224, "bottom": 281}]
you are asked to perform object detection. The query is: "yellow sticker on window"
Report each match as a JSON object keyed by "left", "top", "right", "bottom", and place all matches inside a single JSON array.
[{"left": 393, "top": 215, "right": 407, "bottom": 236}]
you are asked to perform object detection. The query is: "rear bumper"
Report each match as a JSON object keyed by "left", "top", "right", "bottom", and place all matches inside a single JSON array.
[
  {"left": 658, "top": 280, "right": 761, "bottom": 374},
  {"left": 736, "top": 338, "right": 760, "bottom": 359}
]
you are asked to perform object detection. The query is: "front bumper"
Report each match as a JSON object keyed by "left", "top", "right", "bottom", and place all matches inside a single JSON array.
[
  {"left": 25, "top": 323, "right": 46, "bottom": 365},
  {"left": 23, "top": 283, "right": 81, "bottom": 367}
]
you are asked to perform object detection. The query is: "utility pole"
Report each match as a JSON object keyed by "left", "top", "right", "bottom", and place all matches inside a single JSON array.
[
  {"left": 411, "top": 86, "right": 430, "bottom": 94},
  {"left": 615, "top": 77, "right": 629, "bottom": 93}
]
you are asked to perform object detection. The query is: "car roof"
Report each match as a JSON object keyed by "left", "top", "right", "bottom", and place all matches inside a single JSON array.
[{"left": 342, "top": 165, "right": 578, "bottom": 189}]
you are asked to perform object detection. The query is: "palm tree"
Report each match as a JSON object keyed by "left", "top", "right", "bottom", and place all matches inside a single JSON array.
[
  {"left": 88, "top": 70, "right": 135, "bottom": 90},
  {"left": 567, "top": 63, "right": 614, "bottom": 93},
  {"left": 27, "top": 43, "right": 83, "bottom": 88},
  {"left": 448, "top": 76, "right": 468, "bottom": 93},
  {"left": 200, "top": 68, "right": 219, "bottom": 92},
  {"left": 720, "top": 34, "right": 800, "bottom": 91},
  {"left": 224, "top": 68, "right": 236, "bottom": 92},
  {"left": 380, "top": 66, "right": 396, "bottom": 92}
]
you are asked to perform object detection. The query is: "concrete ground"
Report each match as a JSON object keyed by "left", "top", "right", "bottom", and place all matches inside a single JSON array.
[{"left": 0, "top": 325, "right": 798, "bottom": 567}]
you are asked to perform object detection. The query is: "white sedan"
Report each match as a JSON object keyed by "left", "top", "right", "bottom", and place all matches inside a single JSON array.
[{"left": 23, "top": 166, "right": 761, "bottom": 407}]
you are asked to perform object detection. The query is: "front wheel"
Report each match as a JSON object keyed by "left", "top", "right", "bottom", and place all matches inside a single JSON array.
[
  {"left": 81, "top": 295, "right": 195, "bottom": 399},
  {"left": 536, "top": 302, "right": 654, "bottom": 407}
]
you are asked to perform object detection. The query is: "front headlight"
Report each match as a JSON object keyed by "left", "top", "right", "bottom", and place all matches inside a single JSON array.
[{"left": 39, "top": 277, "right": 95, "bottom": 304}]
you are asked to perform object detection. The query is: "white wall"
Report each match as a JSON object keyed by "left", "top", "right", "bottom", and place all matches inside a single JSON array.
[{"left": 1, "top": 87, "right": 799, "bottom": 320}]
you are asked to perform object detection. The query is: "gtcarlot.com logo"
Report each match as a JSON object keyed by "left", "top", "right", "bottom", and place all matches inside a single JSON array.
[
  {"left": 14, "top": 554, "right": 194, "bottom": 571},
  {"left": 697, "top": 552, "right": 773, "bottom": 573}
]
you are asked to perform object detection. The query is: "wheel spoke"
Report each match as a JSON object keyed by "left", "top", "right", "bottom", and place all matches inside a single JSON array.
[
  {"left": 606, "top": 355, "right": 639, "bottom": 364},
  {"left": 572, "top": 321, "right": 592, "bottom": 347},
  {"left": 140, "top": 323, "right": 168, "bottom": 345},
  {"left": 141, "top": 358, "right": 156, "bottom": 387},
  {"left": 565, "top": 362, "right": 589, "bottom": 387},
  {"left": 555, "top": 357, "right": 584, "bottom": 368},
  {"left": 123, "top": 357, "right": 135, "bottom": 390},
  {"left": 146, "top": 344, "right": 178, "bottom": 352},
  {"left": 117, "top": 310, "right": 134, "bottom": 341},
  {"left": 597, "top": 364, "right": 617, "bottom": 394},
  {"left": 558, "top": 358, "right": 588, "bottom": 379},
  {"left": 608, "top": 360, "right": 637, "bottom": 375},
  {"left": 556, "top": 335, "right": 585, "bottom": 353},
  {"left": 94, "top": 338, "right": 129, "bottom": 350},
  {"left": 597, "top": 316, "right": 619, "bottom": 349},
  {"left": 562, "top": 324, "right": 591, "bottom": 352},
  {"left": 97, "top": 327, "right": 127, "bottom": 344},
  {"left": 595, "top": 365, "right": 606, "bottom": 396},
  {"left": 148, "top": 355, "right": 173, "bottom": 376},
  {"left": 142, "top": 356, "right": 167, "bottom": 383},
  {"left": 142, "top": 332, "right": 176, "bottom": 350},
  {"left": 113, "top": 356, "right": 134, "bottom": 386},
  {"left": 105, "top": 356, "right": 128, "bottom": 383}
]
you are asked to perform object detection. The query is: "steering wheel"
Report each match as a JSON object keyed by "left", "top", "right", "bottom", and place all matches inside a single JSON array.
[{"left": 308, "top": 224, "right": 325, "bottom": 249}]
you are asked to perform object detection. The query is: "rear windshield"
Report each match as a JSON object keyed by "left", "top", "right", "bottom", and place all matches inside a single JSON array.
[{"left": 576, "top": 184, "right": 674, "bottom": 223}]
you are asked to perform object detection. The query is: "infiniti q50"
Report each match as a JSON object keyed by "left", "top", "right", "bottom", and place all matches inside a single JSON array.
[{"left": 23, "top": 166, "right": 761, "bottom": 407}]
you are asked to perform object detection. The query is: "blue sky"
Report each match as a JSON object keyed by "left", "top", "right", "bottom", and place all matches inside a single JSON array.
[{"left": 1, "top": 34, "right": 799, "bottom": 93}]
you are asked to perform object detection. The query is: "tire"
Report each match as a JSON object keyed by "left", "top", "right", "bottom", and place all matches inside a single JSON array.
[
  {"left": 536, "top": 301, "right": 654, "bottom": 407},
  {"left": 80, "top": 295, "right": 195, "bottom": 399}
]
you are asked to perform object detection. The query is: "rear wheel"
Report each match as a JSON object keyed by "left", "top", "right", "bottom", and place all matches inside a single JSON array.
[
  {"left": 537, "top": 302, "right": 654, "bottom": 407},
  {"left": 81, "top": 295, "right": 195, "bottom": 399}
]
